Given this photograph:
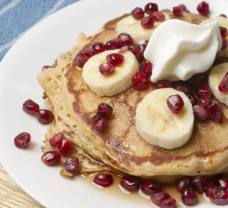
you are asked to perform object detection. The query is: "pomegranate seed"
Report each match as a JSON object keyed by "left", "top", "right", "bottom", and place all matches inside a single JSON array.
[
  {"left": 128, "top": 44, "right": 147, "bottom": 62},
  {"left": 106, "top": 53, "right": 124, "bottom": 66},
  {"left": 177, "top": 177, "right": 191, "bottom": 193},
  {"left": 167, "top": 94, "right": 184, "bottom": 114},
  {"left": 74, "top": 53, "right": 89, "bottom": 68},
  {"left": 210, "top": 187, "right": 228, "bottom": 205},
  {"left": 218, "top": 72, "right": 228, "bottom": 93},
  {"left": 181, "top": 188, "right": 198, "bottom": 206},
  {"left": 140, "top": 60, "right": 152, "bottom": 76},
  {"left": 57, "top": 139, "right": 75, "bottom": 156},
  {"left": 222, "top": 39, "right": 228, "bottom": 50},
  {"left": 117, "top": 33, "right": 134, "bottom": 47},
  {"left": 151, "top": 12, "right": 165, "bottom": 22},
  {"left": 178, "top": 4, "right": 187, "bottom": 11},
  {"left": 93, "top": 173, "right": 113, "bottom": 187},
  {"left": 37, "top": 109, "right": 54, "bottom": 124},
  {"left": 192, "top": 176, "right": 207, "bottom": 193},
  {"left": 92, "top": 42, "right": 106, "bottom": 54},
  {"left": 22, "top": 99, "right": 40, "bottom": 116},
  {"left": 64, "top": 156, "right": 80, "bottom": 175},
  {"left": 132, "top": 71, "right": 149, "bottom": 91},
  {"left": 49, "top": 133, "right": 65, "bottom": 148},
  {"left": 131, "top": 7, "right": 144, "bottom": 20},
  {"left": 144, "top": 3, "right": 158, "bottom": 15},
  {"left": 151, "top": 192, "right": 170, "bottom": 207},
  {"left": 140, "top": 181, "right": 161, "bottom": 196},
  {"left": 105, "top": 39, "right": 119, "bottom": 50},
  {"left": 97, "top": 103, "right": 113, "bottom": 118},
  {"left": 99, "top": 63, "right": 115, "bottom": 75},
  {"left": 187, "top": 93, "right": 198, "bottom": 105},
  {"left": 41, "top": 151, "right": 61, "bottom": 166},
  {"left": 141, "top": 16, "right": 155, "bottom": 29},
  {"left": 173, "top": 6, "right": 183, "bottom": 17},
  {"left": 161, "top": 198, "right": 177, "bottom": 208},
  {"left": 220, "top": 14, "right": 227, "bottom": 18},
  {"left": 193, "top": 105, "right": 208, "bottom": 121},
  {"left": 120, "top": 175, "right": 140, "bottom": 192},
  {"left": 14, "top": 132, "right": 31, "bottom": 149},
  {"left": 218, "top": 177, "right": 228, "bottom": 190},
  {"left": 197, "top": 1, "right": 210, "bottom": 16},
  {"left": 155, "top": 80, "right": 172, "bottom": 89},
  {"left": 92, "top": 115, "right": 107, "bottom": 132},
  {"left": 220, "top": 27, "right": 228, "bottom": 39},
  {"left": 207, "top": 103, "right": 223, "bottom": 123},
  {"left": 197, "top": 83, "right": 211, "bottom": 107},
  {"left": 173, "top": 82, "right": 190, "bottom": 94}
]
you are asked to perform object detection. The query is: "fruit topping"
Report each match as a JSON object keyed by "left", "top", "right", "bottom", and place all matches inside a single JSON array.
[
  {"left": 37, "top": 109, "right": 54, "bottom": 124},
  {"left": 49, "top": 133, "right": 65, "bottom": 148},
  {"left": 151, "top": 192, "right": 177, "bottom": 208},
  {"left": 41, "top": 151, "right": 61, "bottom": 166},
  {"left": 144, "top": 2, "right": 158, "bottom": 15},
  {"left": 141, "top": 16, "right": 155, "bottom": 29},
  {"left": 93, "top": 173, "right": 113, "bottom": 187},
  {"left": 22, "top": 99, "right": 39, "bottom": 116},
  {"left": 92, "top": 42, "right": 106, "bottom": 54},
  {"left": 64, "top": 156, "right": 80, "bottom": 175},
  {"left": 140, "top": 181, "right": 161, "bottom": 196},
  {"left": 92, "top": 115, "right": 108, "bottom": 132},
  {"left": 131, "top": 7, "right": 144, "bottom": 20},
  {"left": 14, "top": 132, "right": 31, "bottom": 149},
  {"left": 167, "top": 94, "right": 184, "bottom": 114},
  {"left": 218, "top": 72, "right": 228, "bottom": 93},
  {"left": 140, "top": 60, "right": 152, "bottom": 76},
  {"left": 177, "top": 177, "right": 191, "bottom": 193},
  {"left": 155, "top": 80, "right": 172, "bottom": 89},
  {"left": 106, "top": 53, "right": 124, "bottom": 66},
  {"left": 99, "top": 63, "right": 115, "bottom": 75},
  {"left": 193, "top": 105, "right": 208, "bottom": 121},
  {"left": 173, "top": 6, "right": 183, "bottom": 17},
  {"left": 117, "top": 33, "right": 134, "bottom": 48},
  {"left": 120, "top": 175, "right": 140, "bottom": 192},
  {"left": 207, "top": 103, "right": 223, "bottom": 123},
  {"left": 97, "top": 103, "right": 113, "bottom": 118},
  {"left": 181, "top": 188, "right": 198, "bottom": 206},
  {"left": 132, "top": 71, "right": 150, "bottom": 91},
  {"left": 151, "top": 12, "right": 165, "bottom": 22},
  {"left": 197, "top": 1, "right": 210, "bottom": 16}
]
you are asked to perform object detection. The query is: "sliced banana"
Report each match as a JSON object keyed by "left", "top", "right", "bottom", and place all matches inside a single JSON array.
[
  {"left": 116, "top": 13, "right": 169, "bottom": 43},
  {"left": 136, "top": 88, "right": 194, "bottom": 149},
  {"left": 82, "top": 49, "right": 139, "bottom": 96},
  {"left": 209, "top": 63, "right": 228, "bottom": 106}
]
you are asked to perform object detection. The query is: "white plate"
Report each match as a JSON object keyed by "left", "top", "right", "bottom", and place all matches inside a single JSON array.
[{"left": 0, "top": 0, "right": 227, "bottom": 207}]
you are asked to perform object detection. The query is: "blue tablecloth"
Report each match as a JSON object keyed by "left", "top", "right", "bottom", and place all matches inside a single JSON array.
[{"left": 0, "top": 0, "right": 79, "bottom": 60}]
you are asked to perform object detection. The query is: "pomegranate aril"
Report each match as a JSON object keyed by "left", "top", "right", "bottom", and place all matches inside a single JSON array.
[
  {"left": 160, "top": 198, "right": 177, "bottom": 208},
  {"left": 187, "top": 93, "right": 197, "bottom": 106},
  {"left": 173, "top": 82, "right": 190, "bottom": 94},
  {"left": 120, "top": 175, "right": 140, "bottom": 192},
  {"left": 99, "top": 63, "right": 115, "bottom": 75},
  {"left": 151, "top": 192, "right": 170, "bottom": 207},
  {"left": 140, "top": 181, "right": 161, "bottom": 196},
  {"left": 197, "top": 83, "right": 211, "bottom": 107},
  {"left": 141, "top": 16, "right": 154, "bottom": 29},
  {"left": 218, "top": 177, "right": 228, "bottom": 190},
  {"left": 151, "top": 12, "right": 165, "bottom": 22},
  {"left": 57, "top": 139, "right": 75, "bottom": 156},
  {"left": 106, "top": 53, "right": 124, "bottom": 66},
  {"left": 140, "top": 60, "right": 152, "bottom": 76},
  {"left": 74, "top": 53, "right": 89, "bottom": 68},
  {"left": 132, "top": 71, "right": 149, "bottom": 91},
  {"left": 177, "top": 177, "right": 191, "bottom": 193},
  {"left": 49, "top": 132, "right": 65, "bottom": 148},
  {"left": 193, "top": 105, "right": 208, "bottom": 121},
  {"left": 93, "top": 173, "right": 113, "bottom": 187},
  {"left": 97, "top": 103, "right": 113, "bottom": 118},
  {"left": 167, "top": 94, "right": 184, "bottom": 114},
  {"left": 181, "top": 188, "right": 198, "bottom": 206},
  {"left": 117, "top": 33, "right": 134, "bottom": 47},
  {"left": 218, "top": 72, "right": 228, "bottom": 93},
  {"left": 222, "top": 39, "right": 228, "bottom": 50},
  {"left": 210, "top": 187, "right": 228, "bottom": 205},
  {"left": 37, "top": 109, "right": 54, "bottom": 124},
  {"left": 173, "top": 6, "right": 183, "bottom": 17},
  {"left": 207, "top": 103, "right": 223, "bottom": 123},
  {"left": 41, "top": 151, "right": 61, "bottom": 166},
  {"left": 155, "top": 80, "right": 172, "bottom": 89},
  {"left": 197, "top": 1, "right": 210, "bottom": 16},
  {"left": 131, "top": 7, "right": 144, "bottom": 20},
  {"left": 178, "top": 4, "right": 187, "bottom": 11},
  {"left": 92, "top": 42, "right": 106, "bottom": 54},
  {"left": 192, "top": 176, "right": 207, "bottom": 193},
  {"left": 105, "top": 39, "right": 119, "bottom": 50},
  {"left": 14, "top": 132, "right": 31, "bottom": 149},
  {"left": 144, "top": 2, "right": 158, "bottom": 15},
  {"left": 22, "top": 99, "right": 40, "bottom": 116},
  {"left": 206, "top": 182, "right": 218, "bottom": 198},
  {"left": 92, "top": 115, "right": 107, "bottom": 132},
  {"left": 64, "top": 156, "right": 80, "bottom": 175},
  {"left": 220, "top": 27, "right": 228, "bottom": 39}
]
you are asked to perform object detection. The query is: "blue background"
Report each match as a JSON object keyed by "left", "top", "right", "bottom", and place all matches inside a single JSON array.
[{"left": 0, "top": 0, "right": 79, "bottom": 60}]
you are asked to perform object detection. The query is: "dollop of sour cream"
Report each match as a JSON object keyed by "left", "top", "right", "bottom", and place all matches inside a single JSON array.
[{"left": 144, "top": 19, "right": 222, "bottom": 82}]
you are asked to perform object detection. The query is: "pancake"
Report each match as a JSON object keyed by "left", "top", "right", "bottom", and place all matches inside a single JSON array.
[{"left": 38, "top": 11, "right": 228, "bottom": 177}]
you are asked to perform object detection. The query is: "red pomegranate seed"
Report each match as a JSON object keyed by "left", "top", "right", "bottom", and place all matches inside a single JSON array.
[
  {"left": 144, "top": 2, "right": 158, "bottom": 15},
  {"left": 218, "top": 177, "right": 228, "bottom": 190},
  {"left": 120, "top": 175, "right": 140, "bottom": 192},
  {"left": 192, "top": 176, "right": 207, "bottom": 193},
  {"left": 187, "top": 93, "right": 198, "bottom": 106},
  {"left": 181, "top": 188, "right": 198, "bottom": 206},
  {"left": 177, "top": 177, "right": 191, "bottom": 193},
  {"left": 106, "top": 53, "right": 124, "bottom": 66},
  {"left": 206, "top": 182, "right": 217, "bottom": 198},
  {"left": 105, "top": 39, "right": 119, "bottom": 50},
  {"left": 155, "top": 80, "right": 172, "bottom": 89},
  {"left": 37, "top": 109, "right": 54, "bottom": 124},
  {"left": 140, "top": 60, "right": 152, "bottom": 76},
  {"left": 97, "top": 103, "right": 113, "bottom": 118},
  {"left": 178, "top": 4, "right": 187, "bottom": 11},
  {"left": 117, "top": 33, "right": 134, "bottom": 47},
  {"left": 99, "top": 63, "right": 115, "bottom": 75},
  {"left": 222, "top": 39, "right": 228, "bottom": 50},
  {"left": 161, "top": 198, "right": 177, "bottom": 208},
  {"left": 220, "top": 27, "right": 228, "bottom": 39},
  {"left": 151, "top": 192, "right": 171, "bottom": 207},
  {"left": 220, "top": 14, "right": 227, "bottom": 18},
  {"left": 41, "top": 151, "right": 61, "bottom": 166},
  {"left": 197, "top": 83, "right": 211, "bottom": 107},
  {"left": 22, "top": 99, "right": 40, "bottom": 116},
  {"left": 131, "top": 7, "right": 144, "bottom": 20},
  {"left": 92, "top": 115, "right": 107, "bottom": 132},
  {"left": 93, "top": 173, "right": 113, "bottom": 187},
  {"left": 92, "top": 42, "right": 106, "bottom": 54},
  {"left": 49, "top": 133, "right": 65, "bottom": 148},
  {"left": 14, "top": 132, "right": 31, "bottom": 149},
  {"left": 64, "top": 156, "right": 80, "bottom": 175},
  {"left": 197, "top": 1, "right": 210, "bottom": 16},
  {"left": 167, "top": 94, "right": 184, "bottom": 114},
  {"left": 173, "top": 82, "right": 190, "bottom": 94},
  {"left": 57, "top": 139, "right": 75, "bottom": 156},
  {"left": 210, "top": 187, "right": 228, "bottom": 205},
  {"left": 141, "top": 16, "right": 155, "bottom": 29},
  {"left": 140, "top": 181, "right": 161, "bottom": 196},
  {"left": 193, "top": 105, "right": 209, "bottom": 121},
  {"left": 151, "top": 12, "right": 165, "bottom": 22},
  {"left": 218, "top": 72, "right": 228, "bottom": 93},
  {"left": 132, "top": 71, "right": 149, "bottom": 91},
  {"left": 128, "top": 44, "right": 147, "bottom": 62},
  {"left": 207, "top": 103, "right": 223, "bottom": 123},
  {"left": 74, "top": 53, "right": 89, "bottom": 68},
  {"left": 173, "top": 6, "right": 183, "bottom": 17}
]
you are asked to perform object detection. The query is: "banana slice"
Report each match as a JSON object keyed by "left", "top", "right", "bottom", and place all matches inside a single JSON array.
[
  {"left": 136, "top": 88, "right": 194, "bottom": 149},
  {"left": 82, "top": 49, "right": 139, "bottom": 96},
  {"left": 116, "top": 13, "right": 169, "bottom": 43},
  {"left": 209, "top": 63, "right": 228, "bottom": 106}
]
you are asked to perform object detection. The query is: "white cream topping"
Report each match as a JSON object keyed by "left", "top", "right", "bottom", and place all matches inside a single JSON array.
[{"left": 144, "top": 19, "right": 222, "bottom": 82}]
